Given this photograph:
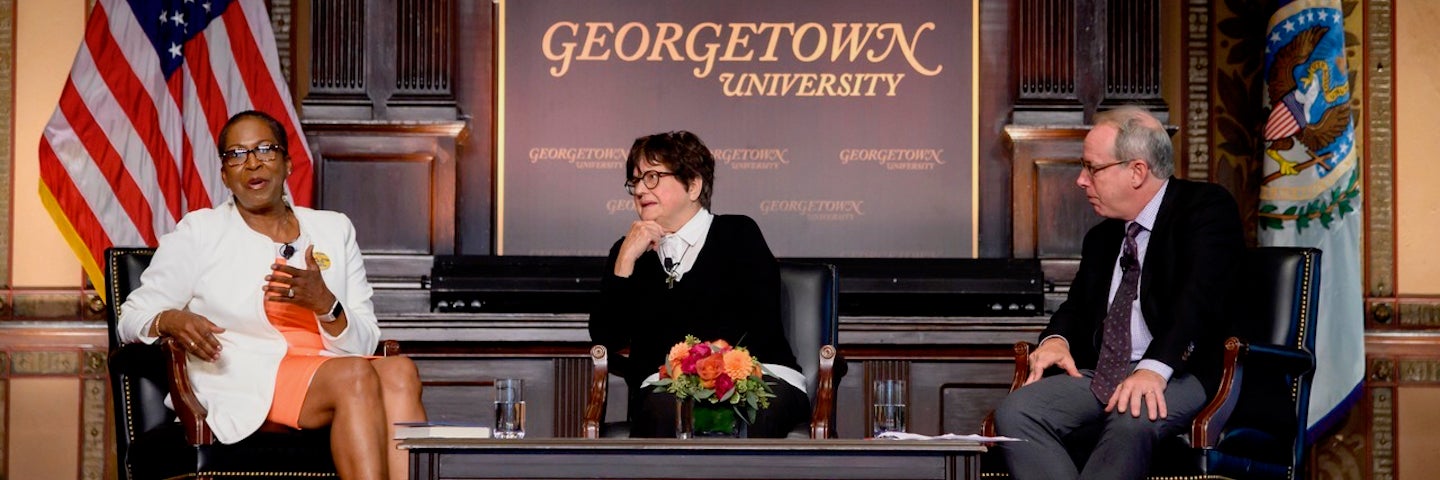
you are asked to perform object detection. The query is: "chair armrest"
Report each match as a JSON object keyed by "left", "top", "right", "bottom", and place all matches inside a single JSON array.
[
  {"left": 981, "top": 342, "right": 1034, "bottom": 437},
  {"left": 1245, "top": 343, "right": 1315, "bottom": 376},
  {"left": 810, "top": 345, "right": 838, "bottom": 439},
  {"left": 161, "top": 337, "right": 214, "bottom": 445},
  {"left": 381, "top": 339, "right": 401, "bottom": 357},
  {"left": 1190, "top": 337, "right": 1244, "bottom": 448},
  {"left": 584, "top": 345, "right": 609, "bottom": 439}
]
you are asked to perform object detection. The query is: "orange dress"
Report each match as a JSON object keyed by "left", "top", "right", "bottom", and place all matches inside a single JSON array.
[{"left": 264, "top": 255, "right": 335, "bottom": 429}]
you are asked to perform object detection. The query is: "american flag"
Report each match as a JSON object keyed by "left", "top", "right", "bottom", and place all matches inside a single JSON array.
[{"left": 38, "top": 0, "right": 312, "bottom": 294}]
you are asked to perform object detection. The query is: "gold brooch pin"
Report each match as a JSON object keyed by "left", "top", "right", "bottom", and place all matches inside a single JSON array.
[{"left": 313, "top": 251, "right": 332, "bottom": 270}]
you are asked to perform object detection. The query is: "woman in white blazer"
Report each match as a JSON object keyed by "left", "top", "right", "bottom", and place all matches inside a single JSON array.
[{"left": 119, "top": 110, "right": 425, "bottom": 480}]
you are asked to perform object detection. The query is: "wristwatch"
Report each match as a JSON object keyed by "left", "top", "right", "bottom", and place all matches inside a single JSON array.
[{"left": 316, "top": 300, "right": 344, "bottom": 323}]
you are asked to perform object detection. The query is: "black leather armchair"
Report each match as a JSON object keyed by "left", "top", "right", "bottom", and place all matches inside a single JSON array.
[
  {"left": 981, "top": 247, "right": 1321, "bottom": 480},
  {"left": 584, "top": 260, "right": 845, "bottom": 439},
  {"left": 107, "top": 247, "right": 399, "bottom": 479}
]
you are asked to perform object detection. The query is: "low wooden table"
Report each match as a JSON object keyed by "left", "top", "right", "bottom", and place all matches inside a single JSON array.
[{"left": 403, "top": 437, "right": 986, "bottom": 480}]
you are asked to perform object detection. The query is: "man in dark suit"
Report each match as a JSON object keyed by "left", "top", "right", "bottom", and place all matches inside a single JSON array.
[{"left": 995, "top": 107, "right": 1244, "bottom": 480}]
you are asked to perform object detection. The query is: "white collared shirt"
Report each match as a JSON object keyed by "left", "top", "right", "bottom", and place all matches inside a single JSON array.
[
  {"left": 658, "top": 208, "right": 714, "bottom": 282},
  {"left": 1107, "top": 179, "right": 1172, "bottom": 380}
]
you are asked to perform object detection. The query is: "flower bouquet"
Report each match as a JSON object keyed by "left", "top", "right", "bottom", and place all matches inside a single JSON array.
[{"left": 653, "top": 335, "right": 774, "bottom": 436}]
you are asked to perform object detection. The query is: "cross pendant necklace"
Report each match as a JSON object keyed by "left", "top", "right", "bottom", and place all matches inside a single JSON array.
[{"left": 662, "top": 243, "right": 691, "bottom": 290}]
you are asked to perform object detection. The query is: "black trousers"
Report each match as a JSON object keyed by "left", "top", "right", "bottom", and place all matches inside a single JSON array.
[{"left": 628, "top": 375, "right": 810, "bottom": 438}]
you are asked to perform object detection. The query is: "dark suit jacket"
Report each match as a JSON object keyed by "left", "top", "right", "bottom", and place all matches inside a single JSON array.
[{"left": 1041, "top": 178, "right": 1244, "bottom": 395}]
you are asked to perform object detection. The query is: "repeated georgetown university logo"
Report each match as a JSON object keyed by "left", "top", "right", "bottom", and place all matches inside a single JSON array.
[
  {"left": 839, "top": 148, "right": 945, "bottom": 171},
  {"left": 606, "top": 198, "right": 638, "bottom": 215},
  {"left": 713, "top": 148, "right": 789, "bottom": 170},
  {"left": 759, "top": 199, "right": 864, "bottom": 222},
  {"left": 529, "top": 147, "right": 628, "bottom": 170},
  {"left": 1257, "top": 4, "right": 1359, "bottom": 232}
]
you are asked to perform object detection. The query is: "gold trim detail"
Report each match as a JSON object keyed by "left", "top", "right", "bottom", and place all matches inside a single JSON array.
[
  {"left": 83, "top": 350, "right": 105, "bottom": 376},
  {"left": 10, "top": 351, "right": 81, "bottom": 375},
  {"left": 1397, "top": 301, "right": 1440, "bottom": 327},
  {"left": 0, "top": 0, "right": 14, "bottom": 284},
  {"left": 1371, "top": 386, "right": 1394, "bottom": 480},
  {"left": 1397, "top": 360, "right": 1440, "bottom": 383},
  {"left": 1370, "top": 358, "right": 1394, "bottom": 383},
  {"left": 82, "top": 378, "right": 105, "bottom": 480},
  {"left": 1366, "top": 0, "right": 1394, "bottom": 298},
  {"left": 0, "top": 380, "right": 7, "bottom": 475},
  {"left": 1311, "top": 405, "right": 1366, "bottom": 480},
  {"left": 272, "top": 0, "right": 293, "bottom": 82},
  {"left": 1184, "top": 0, "right": 1210, "bottom": 182}
]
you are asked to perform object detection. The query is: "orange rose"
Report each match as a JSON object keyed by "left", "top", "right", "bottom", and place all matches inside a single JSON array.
[
  {"left": 723, "top": 349, "right": 754, "bottom": 380},
  {"left": 658, "top": 364, "right": 670, "bottom": 379},
  {"left": 712, "top": 339, "right": 731, "bottom": 350},
  {"left": 697, "top": 354, "right": 725, "bottom": 388}
]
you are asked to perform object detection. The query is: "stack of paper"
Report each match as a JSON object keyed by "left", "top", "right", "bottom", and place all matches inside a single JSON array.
[
  {"left": 874, "top": 431, "right": 1024, "bottom": 442},
  {"left": 394, "top": 422, "right": 493, "bottom": 439}
]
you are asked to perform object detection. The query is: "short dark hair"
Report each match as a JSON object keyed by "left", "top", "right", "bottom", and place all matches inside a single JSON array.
[
  {"left": 216, "top": 110, "right": 289, "bottom": 161},
  {"left": 625, "top": 131, "right": 716, "bottom": 208}
]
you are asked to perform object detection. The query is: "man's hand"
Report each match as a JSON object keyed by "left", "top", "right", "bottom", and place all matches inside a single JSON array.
[
  {"left": 1025, "top": 337, "right": 1081, "bottom": 385},
  {"left": 1106, "top": 368, "right": 1168, "bottom": 420}
]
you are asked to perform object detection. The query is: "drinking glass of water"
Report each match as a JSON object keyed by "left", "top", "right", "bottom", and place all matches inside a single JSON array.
[
  {"left": 871, "top": 379, "right": 906, "bottom": 436},
  {"left": 493, "top": 378, "right": 526, "bottom": 439}
]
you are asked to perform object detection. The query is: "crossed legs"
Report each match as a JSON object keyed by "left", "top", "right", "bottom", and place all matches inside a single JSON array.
[
  {"left": 994, "top": 370, "right": 1205, "bottom": 480},
  {"left": 296, "top": 356, "right": 426, "bottom": 480}
]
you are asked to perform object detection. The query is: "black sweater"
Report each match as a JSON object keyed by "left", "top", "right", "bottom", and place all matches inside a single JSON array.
[{"left": 589, "top": 214, "right": 801, "bottom": 393}]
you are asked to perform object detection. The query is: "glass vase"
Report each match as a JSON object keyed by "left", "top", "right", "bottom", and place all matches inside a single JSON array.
[{"left": 675, "top": 397, "right": 741, "bottom": 438}]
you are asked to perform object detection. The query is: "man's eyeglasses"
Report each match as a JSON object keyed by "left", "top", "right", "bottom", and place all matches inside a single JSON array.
[
  {"left": 1081, "top": 159, "right": 1134, "bottom": 177},
  {"left": 220, "top": 144, "right": 286, "bottom": 168},
  {"left": 624, "top": 170, "right": 677, "bottom": 195}
]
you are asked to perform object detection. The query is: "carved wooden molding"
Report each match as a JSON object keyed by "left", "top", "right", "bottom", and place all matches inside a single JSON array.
[
  {"left": 1366, "top": 297, "right": 1440, "bottom": 328},
  {"left": 554, "top": 357, "right": 589, "bottom": 438},
  {"left": 1370, "top": 387, "right": 1394, "bottom": 480},
  {"left": 1182, "top": 0, "right": 1211, "bottom": 182},
  {"left": 0, "top": 0, "right": 13, "bottom": 285},
  {"left": 81, "top": 378, "right": 105, "bottom": 480},
  {"left": 0, "top": 332, "right": 109, "bottom": 479},
  {"left": 271, "top": 0, "right": 292, "bottom": 82},
  {"left": 1, "top": 291, "right": 105, "bottom": 322},
  {"left": 1365, "top": 0, "right": 1396, "bottom": 300},
  {"left": 301, "top": 119, "right": 467, "bottom": 137}
]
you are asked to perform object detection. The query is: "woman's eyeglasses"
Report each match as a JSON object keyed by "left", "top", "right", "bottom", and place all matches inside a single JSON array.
[
  {"left": 220, "top": 144, "right": 286, "bottom": 168},
  {"left": 623, "top": 170, "right": 677, "bottom": 195}
]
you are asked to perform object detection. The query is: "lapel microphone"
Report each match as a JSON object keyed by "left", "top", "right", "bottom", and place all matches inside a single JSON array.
[
  {"left": 664, "top": 257, "right": 675, "bottom": 271},
  {"left": 280, "top": 243, "right": 296, "bottom": 260}
]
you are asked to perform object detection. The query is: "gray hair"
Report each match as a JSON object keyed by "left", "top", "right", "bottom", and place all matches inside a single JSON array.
[{"left": 1094, "top": 106, "right": 1173, "bottom": 179}]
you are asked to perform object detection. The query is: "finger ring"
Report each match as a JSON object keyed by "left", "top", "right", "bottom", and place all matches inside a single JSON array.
[
  {"left": 286, "top": 288, "right": 295, "bottom": 298},
  {"left": 188, "top": 340, "right": 196, "bottom": 348}
]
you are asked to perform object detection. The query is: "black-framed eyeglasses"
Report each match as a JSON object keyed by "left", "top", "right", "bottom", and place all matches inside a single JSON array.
[
  {"left": 220, "top": 144, "right": 286, "bottom": 168},
  {"left": 624, "top": 170, "right": 677, "bottom": 195},
  {"left": 1081, "top": 159, "right": 1134, "bottom": 177}
]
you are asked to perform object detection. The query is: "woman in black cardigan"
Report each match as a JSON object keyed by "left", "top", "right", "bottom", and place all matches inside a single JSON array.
[{"left": 589, "top": 131, "right": 809, "bottom": 438}]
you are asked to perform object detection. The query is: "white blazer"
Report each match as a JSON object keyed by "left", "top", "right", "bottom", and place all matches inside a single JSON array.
[{"left": 118, "top": 198, "right": 379, "bottom": 444}]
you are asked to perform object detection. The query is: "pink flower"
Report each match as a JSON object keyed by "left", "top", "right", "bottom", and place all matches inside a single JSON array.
[
  {"left": 681, "top": 343, "right": 710, "bottom": 374},
  {"left": 713, "top": 373, "right": 735, "bottom": 398}
]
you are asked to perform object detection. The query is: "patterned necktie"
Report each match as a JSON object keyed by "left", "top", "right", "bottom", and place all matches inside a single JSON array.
[{"left": 1090, "top": 222, "right": 1145, "bottom": 402}]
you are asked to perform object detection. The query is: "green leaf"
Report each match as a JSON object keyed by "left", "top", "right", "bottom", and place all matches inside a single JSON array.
[
  {"left": 1284, "top": 206, "right": 1298, "bottom": 215},
  {"left": 1261, "top": 204, "right": 1279, "bottom": 213}
]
